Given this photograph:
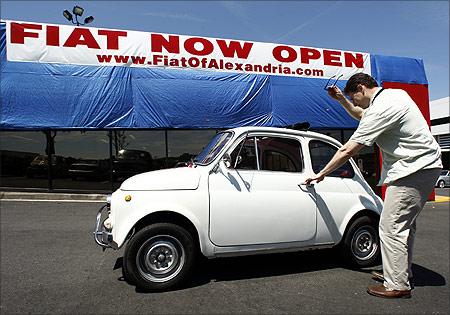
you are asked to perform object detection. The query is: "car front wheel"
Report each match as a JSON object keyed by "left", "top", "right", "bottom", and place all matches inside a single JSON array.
[
  {"left": 438, "top": 180, "right": 445, "bottom": 188},
  {"left": 122, "top": 223, "right": 197, "bottom": 292},
  {"left": 341, "top": 216, "right": 380, "bottom": 268}
]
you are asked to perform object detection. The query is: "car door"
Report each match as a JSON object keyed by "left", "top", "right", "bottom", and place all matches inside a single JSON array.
[
  {"left": 208, "top": 134, "right": 317, "bottom": 246},
  {"left": 307, "top": 139, "right": 359, "bottom": 243}
]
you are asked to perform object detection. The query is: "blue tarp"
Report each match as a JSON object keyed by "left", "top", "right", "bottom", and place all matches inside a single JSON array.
[
  {"left": 370, "top": 54, "right": 428, "bottom": 86},
  {"left": 0, "top": 23, "right": 427, "bottom": 130}
]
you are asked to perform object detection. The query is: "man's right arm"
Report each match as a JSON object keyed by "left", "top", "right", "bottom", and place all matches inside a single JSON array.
[{"left": 328, "top": 86, "right": 363, "bottom": 121}]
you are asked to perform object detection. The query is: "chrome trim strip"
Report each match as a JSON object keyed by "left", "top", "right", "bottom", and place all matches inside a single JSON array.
[{"left": 106, "top": 194, "right": 112, "bottom": 205}]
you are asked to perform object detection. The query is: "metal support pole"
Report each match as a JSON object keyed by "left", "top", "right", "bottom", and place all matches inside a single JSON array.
[
  {"left": 108, "top": 130, "right": 114, "bottom": 192},
  {"left": 45, "top": 131, "right": 53, "bottom": 192},
  {"left": 165, "top": 130, "right": 169, "bottom": 168},
  {"left": 114, "top": 130, "right": 118, "bottom": 156}
]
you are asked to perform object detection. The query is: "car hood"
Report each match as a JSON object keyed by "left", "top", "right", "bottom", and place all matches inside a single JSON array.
[{"left": 120, "top": 167, "right": 201, "bottom": 191}]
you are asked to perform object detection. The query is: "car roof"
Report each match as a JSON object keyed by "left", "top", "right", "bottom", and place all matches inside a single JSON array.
[{"left": 224, "top": 126, "right": 344, "bottom": 146}]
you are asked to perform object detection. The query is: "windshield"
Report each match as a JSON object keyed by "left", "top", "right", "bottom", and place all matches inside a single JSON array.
[
  {"left": 195, "top": 132, "right": 233, "bottom": 165},
  {"left": 441, "top": 170, "right": 448, "bottom": 175}
]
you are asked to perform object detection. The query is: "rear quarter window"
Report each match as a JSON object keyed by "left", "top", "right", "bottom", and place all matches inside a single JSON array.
[{"left": 309, "top": 140, "right": 355, "bottom": 178}]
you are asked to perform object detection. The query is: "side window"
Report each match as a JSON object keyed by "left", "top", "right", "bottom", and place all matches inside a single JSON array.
[
  {"left": 230, "top": 137, "right": 257, "bottom": 170},
  {"left": 309, "top": 140, "right": 355, "bottom": 178},
  {"left": 257, "top": 136, "right": 302, "bottom": 172}
]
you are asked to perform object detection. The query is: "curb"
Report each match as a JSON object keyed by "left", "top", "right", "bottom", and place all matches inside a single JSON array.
[
  {"left": 0, "top": 191, "right": 107, "bottom": 201},
  {"left": 1, "top": 191, "right": 448, "bottom": 203},
  {"left": 434, "top": 195, "right": 450, "bottom": 203}
]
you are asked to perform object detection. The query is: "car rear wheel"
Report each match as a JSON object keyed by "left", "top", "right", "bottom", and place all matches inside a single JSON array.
[
  {"left": 341, "top": 216, "right": 380, "bottom": 268},
  {"left": 122, "top": 223, "right": 197, "bottom": 292},
  {"left": 438, "top": 180, "right": 445, "bottom": 188}
]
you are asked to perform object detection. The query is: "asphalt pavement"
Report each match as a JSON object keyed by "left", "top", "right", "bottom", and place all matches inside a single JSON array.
[{"left": 0, "top": 195, "right": 448, "bottom": 314}]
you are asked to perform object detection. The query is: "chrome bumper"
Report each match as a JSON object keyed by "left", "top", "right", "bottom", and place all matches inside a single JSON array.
[{"left": 94, "top": 204, "right": 113, "bottom": 249}]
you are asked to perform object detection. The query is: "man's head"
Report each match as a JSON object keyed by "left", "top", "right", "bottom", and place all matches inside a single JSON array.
[{"left": 344, "top": 73, "right": 379, "bottom": 109}]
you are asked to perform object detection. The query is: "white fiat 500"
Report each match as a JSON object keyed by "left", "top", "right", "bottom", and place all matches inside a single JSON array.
[{"left": 94, "top": 126, "right": 383, "bottom": 291}]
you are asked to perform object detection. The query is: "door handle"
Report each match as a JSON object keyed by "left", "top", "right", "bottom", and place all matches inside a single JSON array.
[{"left": 298, "top": 183, "right": 314, "bottom": 188}]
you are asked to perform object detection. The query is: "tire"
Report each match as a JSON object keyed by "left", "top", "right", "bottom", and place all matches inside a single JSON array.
[
  {"left": 438, "top": 180, "right": 445, "bottom": 188},
  {"left": 122, "top": 223, "right": 197, "bottom": 292},
  {"left": 341, "top": 216, "right": 380, "bottom": 268}
]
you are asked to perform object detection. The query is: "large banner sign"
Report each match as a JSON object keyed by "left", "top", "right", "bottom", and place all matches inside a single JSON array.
[{"left": 4, "top": 20, "right": 371, "bottom": 79}]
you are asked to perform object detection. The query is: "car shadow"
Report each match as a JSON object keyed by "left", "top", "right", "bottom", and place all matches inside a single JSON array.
[
  {"left": 190, "top": 249, "right": 340, "bottom": 285},
  {"left": 115, "top": 249, "right": 344, "bottom": 293},
  {"left": 114, "top": 251, "right": 446, "bottom": 293}
]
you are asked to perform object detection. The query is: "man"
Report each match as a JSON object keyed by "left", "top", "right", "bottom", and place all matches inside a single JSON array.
[{"left": 304, "top": 73, "right": 442, "bottom": 299}]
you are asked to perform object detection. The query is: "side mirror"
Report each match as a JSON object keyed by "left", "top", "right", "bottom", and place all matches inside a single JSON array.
[{"left": 222, "top": 153, "right": 232, "bottom": 168}]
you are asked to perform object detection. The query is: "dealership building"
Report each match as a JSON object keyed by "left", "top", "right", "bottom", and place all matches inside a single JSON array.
[
  {"left": 0, "top": 20, "right": 438, "bottom": 195},
  {"left": 430, "top": 97, "right": 450, "bottom": 168}
]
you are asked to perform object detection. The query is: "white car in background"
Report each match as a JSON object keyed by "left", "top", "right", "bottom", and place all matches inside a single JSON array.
[
  {"left": 436, "top": 170, "right": 450, "bottom": 188},
  {"left": 94, "top": 126, "right": 383, "bottom": 291}
]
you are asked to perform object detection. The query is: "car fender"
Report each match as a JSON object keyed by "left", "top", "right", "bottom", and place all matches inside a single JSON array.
[
  {"left": 338, "top": 201, "right": 381, "bottom": 238},
  {"left": 112, "top": 192, "right": 211, "bottom": 255}
]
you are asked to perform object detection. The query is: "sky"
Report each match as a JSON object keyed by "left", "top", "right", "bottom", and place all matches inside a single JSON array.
[{"left": 1, "top": 0, "right": 449, "bottom": 101}]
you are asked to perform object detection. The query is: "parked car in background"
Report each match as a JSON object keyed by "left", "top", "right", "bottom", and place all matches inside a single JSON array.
[
  {"left": 0, "top": 150, "right": 38, "bottom": 177},
  {"left": 26, "top": 155, "right": 69, "bottom": 178},
  {"left": 95, "top": 127, "right": 383, "bottom": 292},
  {"left": 112, "top": 149, "right": 153, "bottom": 181},
  {"left": 436, "top": 170, "right": 450, "bottom": 188},
  {"left": 69, "top": 159, "right": 109, "bottom": 181}
]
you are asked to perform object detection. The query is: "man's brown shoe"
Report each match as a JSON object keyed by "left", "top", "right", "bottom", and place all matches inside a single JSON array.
[{"left": 367, "top": 284, "right": 411, "bottom": 299}]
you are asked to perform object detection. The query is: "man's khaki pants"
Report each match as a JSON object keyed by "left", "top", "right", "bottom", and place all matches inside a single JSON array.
[{"left": 379, "top": 168, "right": 442, "bottom": 291}]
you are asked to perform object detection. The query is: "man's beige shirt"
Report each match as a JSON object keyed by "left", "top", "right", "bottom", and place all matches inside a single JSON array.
[{"left": 350, "top": 87, "right": 442, "bottom": 185}]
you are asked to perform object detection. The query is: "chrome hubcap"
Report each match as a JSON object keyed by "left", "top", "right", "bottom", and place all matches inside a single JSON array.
[
  {"left": 137, "top": 235, "right": 185, "bottom": 283},
  {"left": 351, "top": 226, "right": 378, "bottom": 261}
]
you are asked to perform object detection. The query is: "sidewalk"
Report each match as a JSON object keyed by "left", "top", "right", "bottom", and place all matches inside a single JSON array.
[
  {"left": 0, "top": 191, "right": 107, "bottom": 202},
  {"left": 1, "top": 190, "right": 448, "bottom": 203}
]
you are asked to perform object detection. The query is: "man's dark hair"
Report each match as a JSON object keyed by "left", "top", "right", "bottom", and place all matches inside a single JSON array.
[{"left": 344, "top": 73, "right": 378, "bottom": 94}]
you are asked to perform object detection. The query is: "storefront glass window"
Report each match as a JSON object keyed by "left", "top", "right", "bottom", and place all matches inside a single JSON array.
[
  {"left": 52, "top": 131, "right": 111, "bottom": 191},
  {"left": 111, "top": 130, "right": 166, "bottom": 189},
  {"left": 323, "top": 129, "right": 342, "bottom": 142},
  {"left": 314, "top": 129, "right": 342, "bottom": 142},
  {"left": 1, "top": 128, "right": 380, "bottom": 194},
  {"left": 343, "top": 130, "right": 354, "bottom": 143},
  {"left": 0, "top": 131, "right": 47, "bottom": 189}
]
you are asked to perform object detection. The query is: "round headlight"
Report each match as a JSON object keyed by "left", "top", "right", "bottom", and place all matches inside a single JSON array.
[{"left": 103, "top": 217, "right": 113, "bottom": 230}]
